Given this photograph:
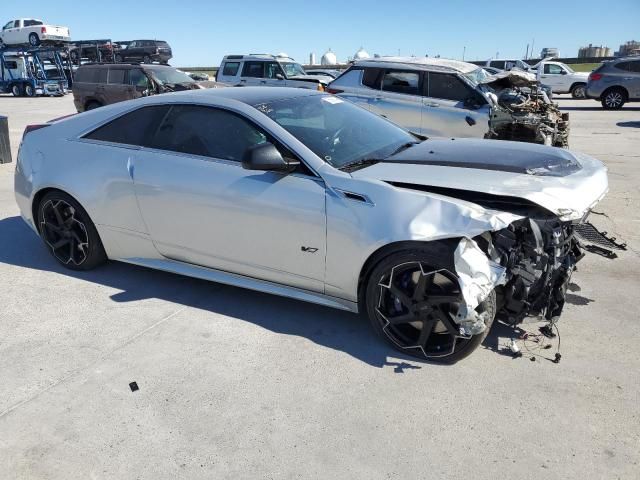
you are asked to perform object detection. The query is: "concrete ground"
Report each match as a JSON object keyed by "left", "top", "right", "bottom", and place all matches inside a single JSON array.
[{"left": 0, "top": 94, "right": 638, "bottom": 480}]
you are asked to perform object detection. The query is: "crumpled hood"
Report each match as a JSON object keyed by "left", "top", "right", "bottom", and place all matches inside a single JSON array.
[
  {"left": 480, "top": 70, "right": 537, "bottom": 89},
  {"left": 350, "top": 138, "right": 608, "bottom": 220}
]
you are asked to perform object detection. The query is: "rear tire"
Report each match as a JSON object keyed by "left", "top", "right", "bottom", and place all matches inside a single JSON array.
[
  {"left": 28, "top": 33, "right": 40, "bottom": 46},
  {"left": 601, "top": 88, "right": 626, "bottom": 109},
  {"left": 363, "top": 246, "right": 496, "bottom": 363},
  {"left": 11, "top": 84, "right": 23, "bottom": 97},
  {"left": 37, "top": 191, "right": 107, "bottom": 271},
  {"left": 570, "top": 83, "right": 586, "bottom": 99},
  {"left": 143, "top": 55, "right": 151, "bottom": 64},
  {"left": 114, "top": 54, "right": 123, "bottom": 63}
]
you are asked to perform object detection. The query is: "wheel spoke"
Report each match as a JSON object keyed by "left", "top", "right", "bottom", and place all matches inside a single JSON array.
[
  {"left": 426, "top": 294, "right": 460, "bottom": 305},
  {"left": 52, "top": 203, "right": 65, "bottom": 226},
  {"left": 51, "top": 238, "right": 71, "bottom": 249},
  {"left": 387, "top": 312, "right": 417, "bottom": 325},
  {"left": 432, "top": 309, "right": 459, "bottom": 337},
  {"left": 412, "top": 272, "right": 433, "bottom": 300},
  {"left": 417, "top": 319, "right": 437, "bottom": 347},
  {"left": 388, "top": 285, "right": 414, "bottom": 310}
]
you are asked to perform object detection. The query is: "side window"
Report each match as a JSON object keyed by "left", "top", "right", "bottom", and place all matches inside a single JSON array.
[
  {"left": 129, "top": 69, "right": 149, "bottom": 87},
  {"left": 544, "top": 64, "right": 564, "bottom": 74},
  {"left": 150, "top": 105, "right": 267, "bottom": 161},
  {"left": 108, "top": 69, "right": 127, "bottom": 84},
  {"left": 362, "top": 67, "right": 383, "bottom": 89},
  {"left": 614, "top": 62, "right": 630, "bottom": 72},
  {"left": 222, "top": 62, "right": 240, "bottom": 76},
  {"left": 628, "top": 61, "right": 640, "bottom": 73},
  {"left": 83, "top": 105, "right": 170, "bottom": 146},
  {"left": 381, "top": 70, "right": 419, "bottom": 95},
  {"left": 5, "top": 61, "right": 18, "bottom": 69},
  {"left": 129, "top": 41, "right": 137, "bottom": 48},
  {"left": 94, "top": 68, "right": 108, "bottom": 83},
  {"left": 73, "top": 68, "right": 92, "bottom": 82},
  {"left": 242, "top": 61, "right": 264, "bottom": 78},
  {"left": 490, "top": 61, "right": 505, "bottom": 69},
  {"left": 24, "top": 20, "right": 42, "bottom": 27},
  {"left": 264, "top": 62, "right": 282, "bottom": 79},
  {"left": 427, "top": 73, "right": 474, "bottom": 102},
  {"left": 3, "top": 21, "right": 13, "bottom": 30},
  {"left": 13, "top": 20, "right": 20, "bottom": 28}
]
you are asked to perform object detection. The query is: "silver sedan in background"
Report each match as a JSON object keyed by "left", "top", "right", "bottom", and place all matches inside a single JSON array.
[{"left": 15, "top": 88, "right": 608, "bottom": 362}]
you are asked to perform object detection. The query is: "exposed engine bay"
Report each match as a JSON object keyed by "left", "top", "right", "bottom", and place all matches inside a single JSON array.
[{"left": 481, "top": 70, "right": 570, "bottom": 147}]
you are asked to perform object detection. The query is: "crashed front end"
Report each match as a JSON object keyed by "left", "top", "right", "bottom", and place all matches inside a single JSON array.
[{"left": 481, "top": 70, "right": 570, "bottom": 147}]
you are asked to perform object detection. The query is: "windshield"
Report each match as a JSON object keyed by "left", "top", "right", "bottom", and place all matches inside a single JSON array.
[
  {"left": 464, "top": 67, "right": 491, "bottom": 85},
  {"left": 148, "top": 68, "right": 195, "bottom": 85},
  {"left": 255, "top": 95, "right": 416, "bottom": 169},
  {"left": 280, "top": 62, "right": 306, "bottom": 77}
]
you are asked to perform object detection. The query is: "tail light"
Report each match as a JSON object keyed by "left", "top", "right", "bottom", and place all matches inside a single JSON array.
[
  {"left": 589, "top": 72, "right": 603, "bottom": 81},
  {"left": 325, "top": 87, "right": 343, "bottom": 94},
  {"left": 22, "top": 124, "right": 49, "bottom": 141},
  {"left": 41, "top": 26, "right": 47, "bottom": 34}
]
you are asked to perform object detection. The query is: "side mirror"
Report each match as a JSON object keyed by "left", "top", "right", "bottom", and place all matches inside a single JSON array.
[
  {"left": 561, "top": 70, "right": 567, "bottom": 75},
  {"left": 242, "top": 143, "right": 299, "bottom": 172},
  {"left": 276, "top": 73, "right": 284, "bottom": 80}
]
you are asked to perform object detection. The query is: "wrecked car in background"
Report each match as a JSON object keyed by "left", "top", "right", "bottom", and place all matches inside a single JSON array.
[
  {"left": 327, "top": 57, "right": 569, "bottom": 147},
  {"left": 15, "top": 88, "right": 609, "bottom": 362}
]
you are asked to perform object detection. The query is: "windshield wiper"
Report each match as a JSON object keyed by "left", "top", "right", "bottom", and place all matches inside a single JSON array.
[
  {"left": 339, "top": 158, "right": 381, "bottom": 173},
  {"left": 389, "top": 141, "right": 419, "bottom": 157}
]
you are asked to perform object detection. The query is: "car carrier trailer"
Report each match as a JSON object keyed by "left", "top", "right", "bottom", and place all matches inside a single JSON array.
[{"left": 0, "top": 45, "right": 71, "bottom": 96}]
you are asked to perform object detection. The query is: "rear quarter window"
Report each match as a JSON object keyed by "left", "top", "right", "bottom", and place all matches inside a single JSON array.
[
  {"left": 83, "top": 105, "right": 170, "bottom": 147},
  {"left": 222, "top": 62, "right": 240, "bottom": 76},
  {"left": 614, "top": 62, "right": 630, "bottom": 71},
  {"left": 627, "top": 61, "right": 640, "bottom": 73},
  {"left": 362, "top": 67, "right": 383, "bottom": 89}
]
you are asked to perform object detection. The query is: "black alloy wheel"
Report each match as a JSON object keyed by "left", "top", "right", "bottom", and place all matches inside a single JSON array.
[
  {"left": 38, "top": 191, "right": 106, "bottom": 270},
  {"left": 365, "top": 250, "right": 496, "bottom": 363}
]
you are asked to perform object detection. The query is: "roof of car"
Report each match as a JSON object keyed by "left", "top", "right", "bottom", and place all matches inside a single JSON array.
[
  {"left": 354, "top": 56, "right": 479, "bottom": 74},
  {"left": 160, "top": 86, "right": 322, "bottom": 106}
]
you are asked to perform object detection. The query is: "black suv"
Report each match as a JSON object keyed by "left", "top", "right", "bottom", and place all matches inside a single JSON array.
[{"left": 114, "top": 40, "right": 172, "bottom": 64}]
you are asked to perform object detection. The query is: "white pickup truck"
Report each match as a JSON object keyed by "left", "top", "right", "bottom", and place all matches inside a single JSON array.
[
  {"left": 0, "top": 19, "right": 70, "bottom": 47},
  {"left": 535, "top": 60, "right": 589, "bottom": 98}
]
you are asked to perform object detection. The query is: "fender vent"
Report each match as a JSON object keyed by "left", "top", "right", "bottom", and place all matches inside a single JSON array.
[{"left": 335, "top": 188, "right": 373, "bottom": 205}]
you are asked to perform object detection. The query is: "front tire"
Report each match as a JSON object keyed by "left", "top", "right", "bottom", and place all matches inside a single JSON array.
[
  {"left": 363, "top": 247, "right": 496, "bottom": 363},
  {"left": 114, "top": 54, "right": 123, "bottom": 63},
  {"left": 601, "top": 88, "right": 626, "bottom": 109},
  {"left": 143, "top": 55, "right": 151, "bottom": 64},
  {"left": 570, "top": 83, "right": 586, "bottom": 99},
  {"left": 24, "top": 84, "right": 35, "bottom": 97},
  {"left": 37, "top": 191, "right": 107, "bottom": 271},
  {"left": 28, "top": 33, "right": 40, "bottom": 46}
]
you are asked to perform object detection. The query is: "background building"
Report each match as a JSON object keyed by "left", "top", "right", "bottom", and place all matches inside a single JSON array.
[
  {"left": 321, "top": 48, "right": 337, "bottom": 66},
  {"left": 540, "top": 47, "right": 559, "bottom": 59},
  {"left": 578, "top": 44, "right": 612, "bottom": 58},
  {"left": 616, "top": 40, "right": 640, "bottom": 57}
]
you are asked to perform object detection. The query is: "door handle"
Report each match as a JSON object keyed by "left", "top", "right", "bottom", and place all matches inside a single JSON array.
[
  {"left": 465, "top": 115, "right": 476, "bottom": 126},
  {"left": 372, "top": 96, "right": 383, "bottom": 101},
  {"left": 425, "top": 103, "right": 439, "bottom": 107},
  {"left": 260, "top": 80, "right": 267, "bottom": 84}
]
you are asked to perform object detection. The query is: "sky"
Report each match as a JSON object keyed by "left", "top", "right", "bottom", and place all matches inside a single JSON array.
[{"left": 4, "top": 0, "right": 639, "bottom": 66}]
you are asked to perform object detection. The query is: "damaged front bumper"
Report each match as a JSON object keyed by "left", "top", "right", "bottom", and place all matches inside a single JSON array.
[{"left": 453, "top": 215, "right": 586, "bottom": 334}]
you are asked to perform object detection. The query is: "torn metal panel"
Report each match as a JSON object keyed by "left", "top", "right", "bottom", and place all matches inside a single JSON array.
[{"left": 454, "top": 237, "right": 507, "bottom": 335}]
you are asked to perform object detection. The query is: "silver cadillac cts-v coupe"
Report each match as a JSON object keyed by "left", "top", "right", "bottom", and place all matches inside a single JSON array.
[{"left": 15, "top": 87, "right": 608, "bottom": 362}]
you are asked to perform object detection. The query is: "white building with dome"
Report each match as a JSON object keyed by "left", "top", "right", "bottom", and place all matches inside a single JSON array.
[
  {"left": 353, "top": 47, "right": 370, "bottom": 60},
  {"left": 321, "top": 48, "right": 337, "bottom": 66}
]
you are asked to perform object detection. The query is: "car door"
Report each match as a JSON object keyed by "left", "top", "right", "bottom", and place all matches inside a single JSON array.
[
  {"left": 124, "top": 41, "right": 139, "bottom": 61},
  {"left": 422, "top": 71, "right": 490, "bottom": 138},
  {"left": 624, "top": 60, "right": 640, "bottom": 99},
  {"left": 368, "top": 69, "right": 423, "bottom": 134},
  {"left": 539, "top": 63, "right": 567, "bottom": 92},
  {"left": 131, "top": 104, "right": 327, "bottom": 292},
  {"left": 128, "top": 68, "right": 151, "bottom": 98},
  {"left": 103, "top": 68, "right": 131, "bottom": 104},
  {"left": 263, "top": 61, "right": 286, "bottom": 86},
  {"left": 239, "top": 61, "right": 264, "bottom": 86},
  {"left": 2, "top": 20, "right": 19, "bottom": 44}
]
